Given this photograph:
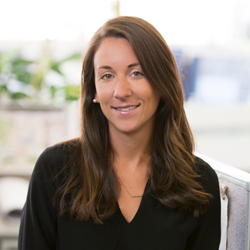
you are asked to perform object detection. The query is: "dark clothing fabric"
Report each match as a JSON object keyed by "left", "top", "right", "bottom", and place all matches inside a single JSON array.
[{"left": 18, "top": 143, "right": 221, "bottom": 250}]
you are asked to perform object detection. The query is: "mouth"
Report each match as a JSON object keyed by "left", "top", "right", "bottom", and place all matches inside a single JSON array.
[{"left": 113, "top": 104, "right": 140, "bottom": 112}]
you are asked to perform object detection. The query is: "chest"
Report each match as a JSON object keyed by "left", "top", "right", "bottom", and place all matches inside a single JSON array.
[{"left": 57, "top": 194, "right": 197, "bottom": 250}]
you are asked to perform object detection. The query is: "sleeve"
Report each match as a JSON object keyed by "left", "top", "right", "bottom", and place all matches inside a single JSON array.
[
  {"left": 18, "top": 147, "right": 60, "bottom": 250},
  {"left": 185, "top": 158, "right": 221, "bottom": 250}
]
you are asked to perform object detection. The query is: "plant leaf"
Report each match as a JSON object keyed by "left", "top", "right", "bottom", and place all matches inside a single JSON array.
[{"left": 11, "top": 92, "right": 29, "bottom": 99}]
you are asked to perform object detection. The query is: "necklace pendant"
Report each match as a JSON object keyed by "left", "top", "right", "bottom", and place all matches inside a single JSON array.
[{"left": 131, "top": 194, "right": 143, "bottom": 198}]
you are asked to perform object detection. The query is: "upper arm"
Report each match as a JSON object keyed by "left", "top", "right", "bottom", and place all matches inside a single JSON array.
[
  {"left": 18, "top": 147, "right": 59, "bottom": 250},
  {"left": 186, "top": 159, "right": 221, "bottom": 250}
]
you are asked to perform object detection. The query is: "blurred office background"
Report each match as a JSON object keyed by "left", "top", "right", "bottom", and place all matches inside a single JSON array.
[{"left": 0, "top": 0, "right": 250, "bottom": 249}]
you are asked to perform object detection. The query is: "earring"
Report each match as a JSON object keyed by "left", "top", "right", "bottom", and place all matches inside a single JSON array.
[{"left": 93, "top": 99, "right": 97, "bottom": 103}]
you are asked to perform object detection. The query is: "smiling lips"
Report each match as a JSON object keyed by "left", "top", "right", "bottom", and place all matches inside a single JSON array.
[{"left": 113, "top": 104, "right": 140, "bottom": 112}]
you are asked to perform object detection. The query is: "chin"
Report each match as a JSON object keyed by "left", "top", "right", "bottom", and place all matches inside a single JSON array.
[
  {"left": 114, "top": 125, "right": 143, "bottom": 136},
  {"left": 117, "top": 127, "right": 137, "bottom": 134}
]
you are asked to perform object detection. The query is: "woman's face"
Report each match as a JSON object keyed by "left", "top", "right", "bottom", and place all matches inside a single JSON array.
[{"left": 94, "top": 37, "right": 161, "bottom": 135}]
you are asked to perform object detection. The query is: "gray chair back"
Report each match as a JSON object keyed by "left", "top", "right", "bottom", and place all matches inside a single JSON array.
[{"left": 196, "top": 154, "right": 250, "bottom": 250}]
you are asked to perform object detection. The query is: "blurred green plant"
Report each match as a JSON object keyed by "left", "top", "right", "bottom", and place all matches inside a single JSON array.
[
  {"left": 0, "top": 42, "right": 81, "bottom": 105},
  {"left": 0, "top": 49, "right": 32, "bottom": 99},
  {"left": 65, "top": 84, "right": 81, "bottom": 100},
  {"left": 0, "top": 117, "right": 12, "bottom": 142}
]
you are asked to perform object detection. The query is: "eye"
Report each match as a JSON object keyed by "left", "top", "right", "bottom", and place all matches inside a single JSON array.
[
  {"left": 101, "top": 74, "right": 113, "bottom": 80},
  {"left": 131, "top": 71, "right": 144, "bottom": 77}
]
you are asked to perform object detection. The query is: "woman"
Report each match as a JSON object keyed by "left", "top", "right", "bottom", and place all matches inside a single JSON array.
[{"left": 18, "top": 16, "right": 221, "bottom": 250}]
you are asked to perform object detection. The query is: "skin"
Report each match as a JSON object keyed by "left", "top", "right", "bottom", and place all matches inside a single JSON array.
[{"left": 94, "top": 37, "right": 161, "bottom": 223}]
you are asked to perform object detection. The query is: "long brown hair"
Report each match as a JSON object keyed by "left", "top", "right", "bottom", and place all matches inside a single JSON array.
[{"left": 57, "top": 16, "right": 212, "bottom": 224}]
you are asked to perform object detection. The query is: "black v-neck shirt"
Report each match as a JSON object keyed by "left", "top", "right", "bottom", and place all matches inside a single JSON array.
[{"left": 18, "top": 143, "right": 221, "bottom": 250}]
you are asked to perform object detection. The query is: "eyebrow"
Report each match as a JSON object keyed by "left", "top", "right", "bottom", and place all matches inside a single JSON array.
[
  {"left": 97, "top": 62, "right": 140, "bottom": 70},
  {"left": 128, "top": 63, "right": 140, "bottom": 68}
]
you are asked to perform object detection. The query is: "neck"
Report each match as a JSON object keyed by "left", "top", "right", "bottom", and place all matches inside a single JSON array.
[{"left": 109, "top": 127, "right": 153, "bottom": 172}]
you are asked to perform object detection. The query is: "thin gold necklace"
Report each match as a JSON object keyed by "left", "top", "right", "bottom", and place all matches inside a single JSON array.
[{"left": 117, "top": 175, "right": 143, "bottom": 198}]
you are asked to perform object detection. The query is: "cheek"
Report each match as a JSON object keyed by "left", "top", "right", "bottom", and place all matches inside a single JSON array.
[
  {"left": 137, "top": 85, "right": 160, "bottom": 103},
  {"left": 94, "top": 86, "right": 111, "bottom": 104},
  {"left": 94, "top": 84, "right": 104, "bottom": 103},
  {"left": 95, "top": 88, "right": 102, "bottom": 103},
  {"left": 94, "top": 92, "right": 99, "bottom": 102}
]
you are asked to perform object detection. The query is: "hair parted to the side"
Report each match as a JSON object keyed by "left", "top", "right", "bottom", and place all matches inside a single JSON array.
[{"left": 57, "top": 16, "right": 212, "bottom": 224}]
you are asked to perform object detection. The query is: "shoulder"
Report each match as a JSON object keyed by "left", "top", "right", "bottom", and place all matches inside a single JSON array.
[
  {"left": 194, "top": 156, "right": 218, "bottom": 181},
  {"left": 32, "top": 138, "right": 81, "bottom": 181},
  {"left": 40, "top": 138, "right": 80, "bottom": 160},
  {"left": 194, "top": 156, "right": 220, "bottom": 196}
]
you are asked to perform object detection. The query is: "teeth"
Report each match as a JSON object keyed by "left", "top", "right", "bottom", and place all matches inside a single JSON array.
[{"left": 116, "top": 105, "right": 138, "bottom": 111}]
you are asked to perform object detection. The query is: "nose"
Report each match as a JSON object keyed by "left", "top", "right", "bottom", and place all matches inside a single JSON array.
[{"left": 113, "top": 76, "right": 132, "bottom": 99}]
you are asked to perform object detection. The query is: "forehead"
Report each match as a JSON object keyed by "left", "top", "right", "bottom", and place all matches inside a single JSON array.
[{"left": 94, "top": 37, "right": 139, "bottom": 68}]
